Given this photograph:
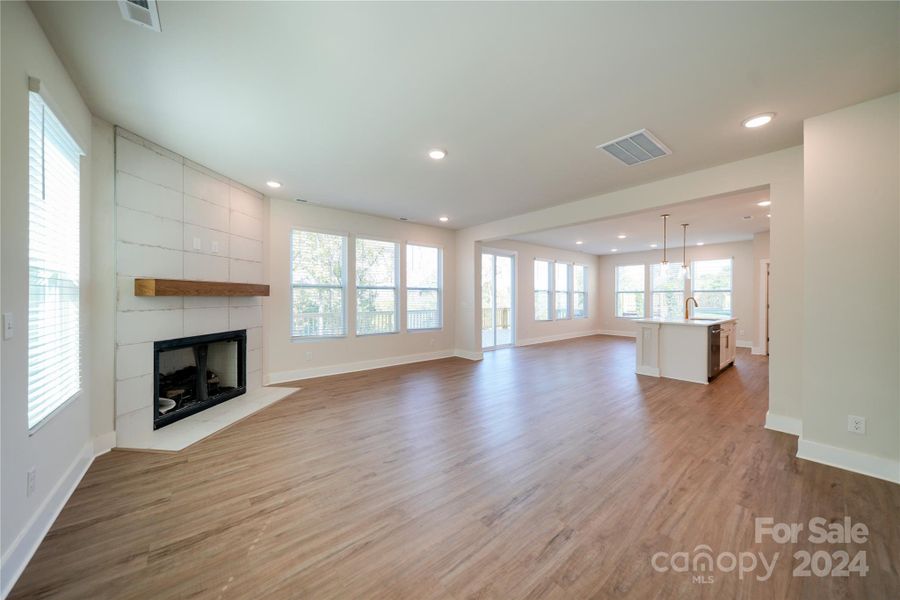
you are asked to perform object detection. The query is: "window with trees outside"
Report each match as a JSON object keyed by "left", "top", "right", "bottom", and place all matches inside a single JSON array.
[
  {"left": 534, "top": 260, "right": 552, "bottom": 320},
  {"left": 27, "top": 91, "right": 84, "bottom": 430},
  {"left": 651, "top": 263, "right": 685, "bottom": 320},
  {"left": 691, "top": 258, "right": 733, "bottom": 318},
  {"left": 555, "top": 262, "right": 571, "bottom": 319},
  {"left": 615, "top": 264, "right": 645, "bottom": 318},
  {"left": 573, "top": 264, "right": 588, "bottom": 318},
  {"left": 407, "top": 244, "right": 442, "bottom": 330},
  {"left": 291, "top": 230, "right": 347, "bottom": 337},
  {"left": 356, "top": 238, "right": 399, "bottom": 335}
]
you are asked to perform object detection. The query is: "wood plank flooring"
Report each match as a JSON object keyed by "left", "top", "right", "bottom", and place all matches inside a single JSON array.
[{"left": 9, "top": 336, "right": 900, "bottom": 599}]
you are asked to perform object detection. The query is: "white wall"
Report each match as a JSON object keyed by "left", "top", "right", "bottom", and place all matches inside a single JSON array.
[
  {"left": 112, "top": 129, "right": 268, "bottom": 449},
  {"left": 485, "top": 239, "right": 603, "bottom": 345},
  {"left": 595, "top": 240, "right": 757, "bottom": 345},
  {"left": 751, "top": 231, "right": 770, "bottom": 353},
  {"left": 800, "top": 93, "right": 899, "bottom": 482},
  {"left": 1, "top": 2, "right": 95, "bottom": 594},
  {"left": 455, "top": 147, "right": 804, "bottom": 426},
  {"left": 265, "top": 199, "right": 457, "bottom": 383}
]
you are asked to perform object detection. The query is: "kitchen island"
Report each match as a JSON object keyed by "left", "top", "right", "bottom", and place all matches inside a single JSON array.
[{"left": 633, "top": 317, "right": 737, "bottom": 384}]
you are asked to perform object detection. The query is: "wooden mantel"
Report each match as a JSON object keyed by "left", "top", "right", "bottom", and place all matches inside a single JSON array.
[{"left": 134, "top": 278, "right": 270, "bottom": 297}]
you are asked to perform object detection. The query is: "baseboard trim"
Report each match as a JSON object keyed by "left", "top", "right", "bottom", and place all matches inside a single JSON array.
[
  {"left": 265, "top": 350, "right": 456, "bottom": 385},
  {"left": 597, "top": 329, "right": 637, "bottom": 338},
  {"left": 736, "top": 339, "right": 753, "bottom": 349},
  {"left": 453, "top": 349, "right": 483, "bottom": 361},
  {"left": 1, "top": 441, "right": 94, "bottom": 599},
  {"left": 797, "top": 438, "right": 900, "bottom": 485},
  {"left": 636, "top": 366, "right": 660, "bottom": 377},
  {"left": 93, "top": 430, "right": 117, "bottom": 456},
  {"left": 751, "top": 346, "right": 766, "bottom": 355},
  {"left": 515, "top": 329, "right": 603, "bottom": 347},
  {"left": 764, "top": 411, "right": 802, "bottom": 436}
]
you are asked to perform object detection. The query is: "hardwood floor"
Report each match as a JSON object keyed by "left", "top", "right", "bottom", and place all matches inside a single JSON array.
[{"left": 10, "top": 336, "right": 900, "bottom": 599}]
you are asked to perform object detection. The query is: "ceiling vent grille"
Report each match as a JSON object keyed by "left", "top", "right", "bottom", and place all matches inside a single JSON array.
[
  {"left": 597, "top": 129, "right": 671, "bottom": 166},
  {"left": 118, "top": 0, "right": 161, "bottom": 32}
]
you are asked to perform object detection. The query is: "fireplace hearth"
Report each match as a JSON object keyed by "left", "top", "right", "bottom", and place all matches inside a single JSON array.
[{"left": 154, "top": 330, "right": 247, "bottom": 429}]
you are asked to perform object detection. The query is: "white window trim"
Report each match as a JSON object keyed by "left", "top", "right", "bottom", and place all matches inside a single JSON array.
[
  {"left": 690, "top": 257, "right": 734, "bottom": 317},
  {"left": 533, "top": 258, "right": 553, "bottom": 321},
  {"left": 554, "top": 261, "right": 573, "bottom": 320},
  {"left": 290, "top": 228, "right": 349, "bottom": 340},
  {"left": 650, "top": 262, "right": 687, "bottom": 320},
  {"left": 355, "top": 236, "right": 400, "bottom": 336},
  {"left": 614, "top": 263, "right": 646, "bottom": 319},
  {"left": 406, "top": 241, "right": 443, "bottom": 332}
]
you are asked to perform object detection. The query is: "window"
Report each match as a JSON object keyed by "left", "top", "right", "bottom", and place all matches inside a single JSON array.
[
  {"left": 27, "top": 91, "right": 84, "bottom": 429},
  {"left": 691, "top": 258, "right": 733, "bottom": 318},
  {"left": 291, "top": 230, "right": 347, "bottom": 337},
  {"left": 407, "top": 244, "right": 442, "bottom": 330},
  {"left": 615, "top": 264, "right": 645, "bottom": 318},
  {"left": 573, "top": 265, "right": 588, "bottom": 318},
  {"left": 651, "top": 263, "right": 685, "bottom": 320},
  {"left": 356, "top": 238, "right": 399, "bottom": 335},
  {"left": 555, "top": 262, "right": 571, "bottom": 319},
  {"left": 534, "top": 260, "right": 552, "bottom": 320}
]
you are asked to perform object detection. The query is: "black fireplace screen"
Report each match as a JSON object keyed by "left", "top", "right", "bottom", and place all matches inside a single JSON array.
[{"left": 153, "top": 330, "right": 247, "bottom": 429}]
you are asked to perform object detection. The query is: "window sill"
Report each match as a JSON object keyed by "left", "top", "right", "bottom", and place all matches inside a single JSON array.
[
  {"left": 291, "top": 335, "right": 347, "bottom": 343},
  {"left": 29, "top": 390, "right": 82, "bottom": 436},
  {"left": 408, "top": 327, "right": 443, "bottom": 333},
  {"left": 356, "top": 330, "right": 400, "bottom": 338}
]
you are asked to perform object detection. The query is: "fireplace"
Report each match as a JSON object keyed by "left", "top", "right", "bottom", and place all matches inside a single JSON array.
[{"left": 153, "top": 330, "right": 247, "bottom": 429}]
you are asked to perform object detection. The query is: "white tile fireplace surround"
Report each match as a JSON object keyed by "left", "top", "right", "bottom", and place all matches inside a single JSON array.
[{"left": 113, "top": 129, "right": 295, "bottom": 451}]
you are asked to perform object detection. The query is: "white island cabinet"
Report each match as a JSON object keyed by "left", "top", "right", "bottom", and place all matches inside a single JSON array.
[{"left": 633, "top": 318, "right": 738, "bottom": 384}]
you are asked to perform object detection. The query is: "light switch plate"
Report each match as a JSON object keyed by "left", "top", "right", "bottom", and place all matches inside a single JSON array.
[
  {"left": 2, "top": 313, "right": 13, "bottom": 340},
  {"left": 211, "top": 241, "right": 219, "bottom": 253},
  {"left": 193, "top": 237, "right": 202, "bottom": 251},
  {"left": 848, "top": 415, "right": 866, "bottom": 434}
]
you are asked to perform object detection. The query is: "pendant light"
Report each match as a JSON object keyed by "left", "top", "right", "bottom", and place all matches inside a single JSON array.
[
  {"left": 660, "top": 214, "right": 670, "bottom": 267},
  {"left": 681, "top": 223, "right": 692, "bottom": 280}
]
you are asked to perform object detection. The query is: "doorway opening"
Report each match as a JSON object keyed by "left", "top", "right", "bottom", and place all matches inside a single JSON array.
[{"left": 481, "top": 250, "right": 515, "bottom": 350}]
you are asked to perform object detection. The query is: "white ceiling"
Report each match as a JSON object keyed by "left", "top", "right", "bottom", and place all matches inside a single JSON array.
[
  {"left": 31, "top": 2, "right": 899, "bottom": 228},
  {"left": 512, "top": 188, "right": 771, "bottom": 255}
]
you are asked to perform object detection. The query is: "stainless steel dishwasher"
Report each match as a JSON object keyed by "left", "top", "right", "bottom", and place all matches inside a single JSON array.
[{"left": 708, "top": 325, "right": 721, "bottom": 381}]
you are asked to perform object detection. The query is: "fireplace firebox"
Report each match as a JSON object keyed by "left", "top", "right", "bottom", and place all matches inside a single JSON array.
[{"left": 153, "top": 330, "right": 247, "bottom": 429}]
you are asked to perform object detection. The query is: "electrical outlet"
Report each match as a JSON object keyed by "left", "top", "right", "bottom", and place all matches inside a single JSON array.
[
  {"left": 193, "top": 237, "right": 202, "bottom": 251},
  {"left": 305, "top": 351, "right": 313, "bottom": 362},
  {"left": 211, "top": 241, "right": 219, "bottom": 254},
  {"left": 848, "top": 415, "right": 866, "bottom": 435},
  {"left": 26, "top": 468, "right": 36, "bottom": 497},
  {"left": 2, "top": 312, "right": 13, "bottom": 340}
]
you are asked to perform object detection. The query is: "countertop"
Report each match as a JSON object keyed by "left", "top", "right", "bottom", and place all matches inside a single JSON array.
[{"left": 634, "top": 317, "right": 737, "bottom": 327}]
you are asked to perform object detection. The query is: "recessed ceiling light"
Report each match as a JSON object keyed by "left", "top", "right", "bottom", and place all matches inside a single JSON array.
[
  {"left": 742, "top": 113, "right": 775, "bottom": 128},
  {"left": 428, "top": 149, "right": 447, "bottom": 160},
  {"left": 757, "top": 200, "right": 771, "bottom": 207},
  {"left": 266, "top": 180, "right": 282, "bottom": 189},
  {"left": 696, "top": 242, "right": 705, "bottom": 246},
  {"left": 611, "top": 248, "right": 618, "bottom": 252},
  {"left": 575, "top": 240, "right": 583, "bottom": 245},
  {"left": 767, "top": 213, "right": 771, "bottom": 218},
  {"left": 617, "top": 234, "right": 627, "bottom": 239},
  {"left": 439, "top": 216, "right": 449, "bottom": 222},
  {"left": 650, "top": 243, "right": 658, "bottom": 248}
]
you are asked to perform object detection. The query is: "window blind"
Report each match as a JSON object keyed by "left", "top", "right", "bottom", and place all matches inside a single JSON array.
[
  {"left": 356, "top": 238, "right": 399, "bottom": 335},
  {"left": 291, "top": 230, "right": 347, "bottom": 337},
  {"left": 28, "top": 91, "right": 83, "bottom": 430},
  {"left": 407, "top": 244, "right": 442, "bottom": 330}
]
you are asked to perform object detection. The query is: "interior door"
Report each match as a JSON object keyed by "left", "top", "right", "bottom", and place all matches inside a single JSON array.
[{"left": 481, "top": 251, "right": 515, "bottom": 349}]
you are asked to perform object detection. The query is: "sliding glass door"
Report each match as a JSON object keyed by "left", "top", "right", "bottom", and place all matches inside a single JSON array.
[{"left": 481, "top": 250, "right": 515, "bottom": 349}]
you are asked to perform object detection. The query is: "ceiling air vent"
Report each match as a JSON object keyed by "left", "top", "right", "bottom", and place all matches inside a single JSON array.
[
  {"left": 118, "top": 0, "right": 161, "bottom": 32},
  {"left": 597, "top": 129, "right": 671, "bottom": 166}
]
